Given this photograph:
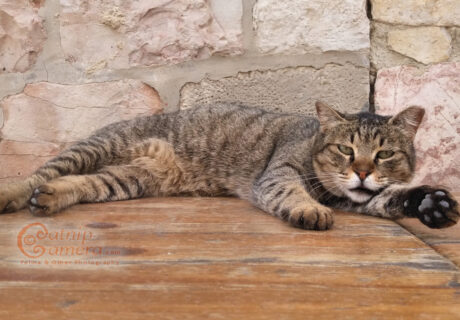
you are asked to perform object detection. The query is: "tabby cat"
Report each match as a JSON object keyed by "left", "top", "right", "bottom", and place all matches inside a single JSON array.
[{"left": 0, "top": 102, "right": 458, "bottom": 230}]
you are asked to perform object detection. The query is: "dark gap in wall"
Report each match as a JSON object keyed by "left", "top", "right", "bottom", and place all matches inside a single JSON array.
[
  {"left": 368, "top": 70, "right": 376, "bottom": 113},
  {"left": 368, "top": 21, "right": 378, "bottom": 113},
  {"left": 366, "top": 0, "right": 375, "bottom": 112},
  {"left": 366, "top": 0, "right": 373, "bottom": 19}
]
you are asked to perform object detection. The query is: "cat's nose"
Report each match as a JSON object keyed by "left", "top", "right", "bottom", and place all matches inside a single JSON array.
[{"left": 354, "top": 170, "right": 371, "bottom": 181}]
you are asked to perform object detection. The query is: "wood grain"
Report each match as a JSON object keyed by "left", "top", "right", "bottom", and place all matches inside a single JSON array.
[{"left": 1, "top": 197, "right": 459, "bottom": 319}]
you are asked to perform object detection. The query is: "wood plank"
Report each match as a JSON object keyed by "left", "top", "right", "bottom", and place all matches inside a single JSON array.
[{"left": 1, "top": 197, "right": 459, "bottom": 319}]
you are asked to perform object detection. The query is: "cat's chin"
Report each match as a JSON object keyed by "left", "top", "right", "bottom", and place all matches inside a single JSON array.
[{"left": 344, "top": 188, "right": 373, "bottom": 203}]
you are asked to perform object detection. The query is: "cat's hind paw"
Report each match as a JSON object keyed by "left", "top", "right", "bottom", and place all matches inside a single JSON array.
[
  {"left": 29, "top": 185, "right": 59, "bottom": 216},
  {"left": 405, "top": 186, "right": 459, "bottom": 229},
  {"left": 0, "top": 182, "right": 32, "bottom": 213}
]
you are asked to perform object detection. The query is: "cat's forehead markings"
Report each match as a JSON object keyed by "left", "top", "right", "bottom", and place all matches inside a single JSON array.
[
  {"left": 371, "top": 129, "right": 386, "bottom": 147},
  {"left": 350, "top": 130, "right": 363, "bottom": 145},
  {"left": 354, "top": 126, "right": 373, "bottom": 144},
  {"left": 372, "top": 129, "right": 380, "bottom": 140},
  {"left": 357, "top": 126, "right": 363, "bottom": 139}
]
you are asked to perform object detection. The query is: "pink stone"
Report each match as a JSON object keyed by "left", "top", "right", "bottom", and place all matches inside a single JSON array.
[
  {"left": 59, "top": 0, "right": 243, "bottom": 71},
  {"left": 0, "top": 80, "right": 162, "bottom": 182},
  {"left": 0, "top": 0, "right": 47, "bottom": 73},
  {"left": 0, "top": 140, "right": 63, "bottom": 183},
  {"left": 375, "top": 63, "right": 460, "bottom": 191}
]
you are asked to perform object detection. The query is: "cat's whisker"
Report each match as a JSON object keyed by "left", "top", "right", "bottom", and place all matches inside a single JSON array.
[{"left": 318, "top": 185, "right": 343, "bottom": 202}]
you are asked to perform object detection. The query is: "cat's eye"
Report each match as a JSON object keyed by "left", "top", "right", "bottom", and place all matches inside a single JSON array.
[
  {"left": 337, "top": 145, "right": 354, "bottom": 155},
  {"left": 376, "top": 150, "right": 394, "bottom": 159}
]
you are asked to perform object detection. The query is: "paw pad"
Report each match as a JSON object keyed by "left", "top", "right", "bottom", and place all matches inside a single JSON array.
[
  {"left": 418, "top": 195, "right": 433, "bottom": 212},
  {"left": 433, "top": 211, "right": 442, "bottom": 218},
  {"left": 439, "top": 200, "right": 449, "bottom": 208}
]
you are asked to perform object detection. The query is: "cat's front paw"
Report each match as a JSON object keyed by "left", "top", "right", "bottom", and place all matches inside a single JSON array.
[
  {"left": 405, "top": 186, "right": 459, "bottom": 229},
  {"left": 286, "top": 205, "right": 334, "bottom": 231}
]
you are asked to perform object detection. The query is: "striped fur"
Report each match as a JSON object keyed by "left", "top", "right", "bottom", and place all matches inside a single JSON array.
[{"left": 0, "top": 102, "right": 458, "bottom": 230}]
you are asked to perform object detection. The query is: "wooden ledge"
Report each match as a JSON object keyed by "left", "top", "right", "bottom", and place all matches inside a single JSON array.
[{"left": 1, "top": 197, "right": 459, "bottom": 319}]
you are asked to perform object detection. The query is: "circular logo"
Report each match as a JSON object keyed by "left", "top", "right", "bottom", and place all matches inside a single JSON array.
[{"left": 17, "top": 223, "right": 48, "bottom": 258}]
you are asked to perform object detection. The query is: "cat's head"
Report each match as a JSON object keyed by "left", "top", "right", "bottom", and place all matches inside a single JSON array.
[{"left": 312, "top": 101, "right": 425, "bottom": 203}]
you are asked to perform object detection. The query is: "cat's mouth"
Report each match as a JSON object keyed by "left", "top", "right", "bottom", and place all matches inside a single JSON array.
[
  {"left": 344, "top": 186, "right": 379, "bottom": 203},
  {"left": 349, "top": 187, "right": 378, "bottom": 196}
]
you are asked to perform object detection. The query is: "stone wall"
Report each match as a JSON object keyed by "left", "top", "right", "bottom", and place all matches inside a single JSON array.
[
  {"left": 0, "top": 0, "right": 458, "bottom": 191},
  {"left": 370, "top": 0, "right": 460, "bottom": 191}
]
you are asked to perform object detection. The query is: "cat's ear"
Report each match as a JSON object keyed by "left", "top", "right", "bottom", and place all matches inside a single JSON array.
[
  {"left": 389, "top": 106, "right": 425, "bottom": 140},
  {"left": 315, "top": 101, "right": 346, "bottom": 130}
]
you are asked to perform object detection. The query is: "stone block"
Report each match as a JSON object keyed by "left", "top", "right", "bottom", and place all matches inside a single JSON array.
[
  {"left": 375, "top": 63, "right": 460, "bottom": 191},
  {"left": 371, "top": 0, "right": 460, "bottom": 27},
  {"left": 180, "top": 64, "right": 369, "bottom": 115},
  {"left": 0, "top": 141, "right": 61, "bottom": 182},
  {"left": 0, "top": 0, "right": 47, "bottom": 73},
  {"left": 371, "top": 23, "right": 460, "bottom": 70},
  {"left": 0, "top": 80, "right": 162, "bottom": 182},
  {"left": 59, "top": 0, "right": 243, "bottom": 71},
  {"left": 387, "top": 27, "right": 452, "bottom": 65},
  {"left": 253, "top": 0, "right": 369, "bottom": 54}
]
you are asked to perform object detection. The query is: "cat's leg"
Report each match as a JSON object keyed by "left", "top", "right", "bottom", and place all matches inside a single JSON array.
[
  {"left": 0, "top": 133, "right": 130, "bottom": 213},
  {"left": 28, "top": 165, "right": 153, "bottom": 216},
  {"left": 356, "top": 185, "right": 459, "bottom": 228},
  {"left": 252, "top": 168, "right": 334, "bottom": 230},
  {"left": 28, "top": 139, "right": 185, "bottom": 216},
  {"left": 0, "top": 177, "right": 46, "bottom": 213}
]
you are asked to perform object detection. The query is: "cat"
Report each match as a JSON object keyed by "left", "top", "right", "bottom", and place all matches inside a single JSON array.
[{"left": 0, "top": 101, "right": 458, "bottom": 230}]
